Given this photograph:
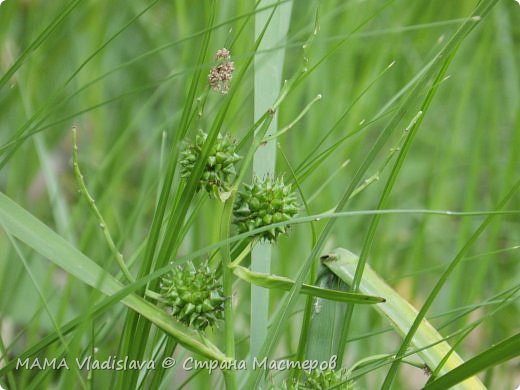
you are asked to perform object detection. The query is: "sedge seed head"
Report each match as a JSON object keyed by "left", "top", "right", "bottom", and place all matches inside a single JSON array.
[
  {"left": 233, "top": 176, "right": 299, "bottom": 242},
  {"left": 180, "top": 130, "right": 242, "bottom": 200},
  {"left": 298, "top": 368, "right": 356, "bottom": 390},
  {"left": 160, "top": 261, "right": 225, "bottom": 331}
]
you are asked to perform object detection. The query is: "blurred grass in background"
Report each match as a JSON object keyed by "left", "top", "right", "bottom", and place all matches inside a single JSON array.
[{"left": 0, "top": 0, "right": 519, "bottom": 388}]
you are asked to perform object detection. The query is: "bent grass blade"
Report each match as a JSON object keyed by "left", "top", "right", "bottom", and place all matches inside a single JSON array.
[
  {"left": 232, "top": 265, "right": 385, "bottom": 304},
  {"left": 321, "top": 247, "right": 486, "bottom": 390}
]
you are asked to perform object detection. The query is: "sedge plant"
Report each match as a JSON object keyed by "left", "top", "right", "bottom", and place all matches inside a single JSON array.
[{"left": 0, "top": 1, "right": 519, "bottom": 389}]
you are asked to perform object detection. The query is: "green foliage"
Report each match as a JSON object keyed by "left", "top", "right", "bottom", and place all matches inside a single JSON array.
[
  {"left": 0, "top": 0, "right": 519, "bottom": 389},
  {"left": 231, "top": 264, "right": 385, "bottom": 304},
  {"left": 423, "top": 333, "right": 520, "bottom": 390},
  {"left": 322, "top": 247, "right": 486, "bottom": 389}
]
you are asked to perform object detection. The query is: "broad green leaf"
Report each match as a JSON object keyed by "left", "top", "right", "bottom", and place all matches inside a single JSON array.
[
  {"left": 322, "top": 247, "right": 485, "bottom": 390},
  {"left": 251, "top": 0, "right": 293, "bottom": 367},
  {"left": 304, "top": 268, "right": 348, "bottom": 363}
]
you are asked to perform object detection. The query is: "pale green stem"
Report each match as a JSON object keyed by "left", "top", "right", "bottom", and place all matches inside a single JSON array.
[
  {"left": 144, "top": 290, "right": 167, "bottom": 303},
  {"left": 262, "top": 94, "right": 322, "bottom": 142},
  {"left": 252, "top": 1, "right": 293, "bottom": 375},
  {"left": 221, "top": 199, "right": 236, "bottom": 361},
  {"left": 228, "top": 241, "right": 256, "bottom": 269},
  {"left": 223, "top": 369, "right": 238, "bottom": 390}
]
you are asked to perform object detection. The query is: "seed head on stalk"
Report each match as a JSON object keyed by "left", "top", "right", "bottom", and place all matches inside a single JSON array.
[
  {"left": 233, "top": 176, "right": 299, "bottom": 242},
  {"left": 160, "top": 261, "right": 225, "bottom": 332},
  {"left": 180, "top": 130, "right": 242, "bottom": 201}
]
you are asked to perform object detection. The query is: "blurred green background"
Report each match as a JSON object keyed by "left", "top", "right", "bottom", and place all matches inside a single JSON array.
[{"left": 0, "top": 0, "right": 519, "bottom": 388}]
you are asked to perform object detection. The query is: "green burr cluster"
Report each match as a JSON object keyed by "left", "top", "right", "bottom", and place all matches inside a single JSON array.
[
  {"left": 180, "top": 130, "right": 241, "bottom": 200},
  {"left": 233, "top": 176, "right": 299, "bottom": 242},
  {"left": 160, "top": 262, "right": 225, "bottom": 331},
  {"left": 299, "top": 368, "right": 355, "bottom": 390}
]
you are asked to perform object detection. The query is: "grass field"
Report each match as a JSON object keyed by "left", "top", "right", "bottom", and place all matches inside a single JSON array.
[{"left": 0, "top": 0, "right": 519, "bottom": 389}]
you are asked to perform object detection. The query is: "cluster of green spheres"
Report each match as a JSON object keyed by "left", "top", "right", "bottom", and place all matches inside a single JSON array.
[
  {"left": 172, "top": 132, "right": 301, "bottom": 330},
  {"left": 298, "top": 368, "right": 356, "bottom": 390},
  {"left": 233, "top": 176, "right": 299, "bottom": 242},
  {"left": 179, "top": 130, "right": 241, "bottom": 199},
  {"left": 160, "top": 262, "right": 225, "bottom": 331},
  {"left": 180, "top": 131, "right": 300, "bottom": 242}
]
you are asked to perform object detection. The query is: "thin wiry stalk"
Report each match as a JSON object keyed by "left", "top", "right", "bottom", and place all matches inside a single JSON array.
[{"left": 72, "top": 127, "right": 134, "bottom": 283}]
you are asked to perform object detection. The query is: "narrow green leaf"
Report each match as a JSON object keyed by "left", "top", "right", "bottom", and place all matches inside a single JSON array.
[
  {"left": 0, "top": 0, "right": 82, "bottom": 91},
  {"left": 424, "top": 333, "right": 520, "bottom": 390},
  {"left": 251, "top": 0, "right": 293, "bottom": 372},
  {"left": 233, "top": 265, "right": 384, "bottom": 304}
]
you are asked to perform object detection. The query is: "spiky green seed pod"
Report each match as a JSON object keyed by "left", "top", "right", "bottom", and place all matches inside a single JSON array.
[
  {"left": 160, "top": 261, "right": 225, "bottom": 331},
  {"left": 298, "top": 368, "right": 356, "bottom": 390},
  {"left": 233, "top": 176, "right": 299, "bottom": 242},
  {"left": 180, "top": 130, "right": 242, "bottom": 200}
]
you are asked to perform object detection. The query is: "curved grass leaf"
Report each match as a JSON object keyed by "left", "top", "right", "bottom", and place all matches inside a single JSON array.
[
  {"left": 232, "top": 265, "right": 385, "bottom": 304},
  {"left": 321, "top": 247, "right": 486, "bottom": 390}
]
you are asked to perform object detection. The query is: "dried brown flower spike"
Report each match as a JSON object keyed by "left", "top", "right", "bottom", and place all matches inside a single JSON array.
[
  {"left": 208, "top": 48, "right": 235, "bottom": 95},
  {"left": 215, "top": 48, "right": 230, "bottom": 60}
]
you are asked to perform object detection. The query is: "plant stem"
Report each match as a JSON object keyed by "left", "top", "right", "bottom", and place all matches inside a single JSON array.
[
  {"left": 221, "top": 199, "right": 236, "bottom": 361},
  {"left": 72, "top": 127, "right": 134, "bottom": 283},
  {"left": 223, "top": 369, "right": 238, "bottom": 390}
]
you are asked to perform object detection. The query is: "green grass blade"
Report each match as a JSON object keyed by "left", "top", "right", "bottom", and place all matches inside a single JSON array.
[
  {"left": 232, "top": 265, "right": 384, "bottom": 304},
  {"left": 381, "top": 179, "right": 520, "bottom": 388},
  {"left": 0, "top": 0, "right": 82, "bottom": 91},
  {"left": 304, "top": 269, "right": 349, "bottom": 363},
  {"left": 118, "top": 5, "right": 217, "bottom": 388},
  {"left": 2, "top": 230, "right": 85, "bottom": 387},
  {"left": 337, "top": 53, "right": 452, "bottom": 365},
  {"left": 337, "top": 0, "right": 501, "bottom": 377},
  {"left": 423, "top": 333, "right": 520, "bottom": 390}
]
